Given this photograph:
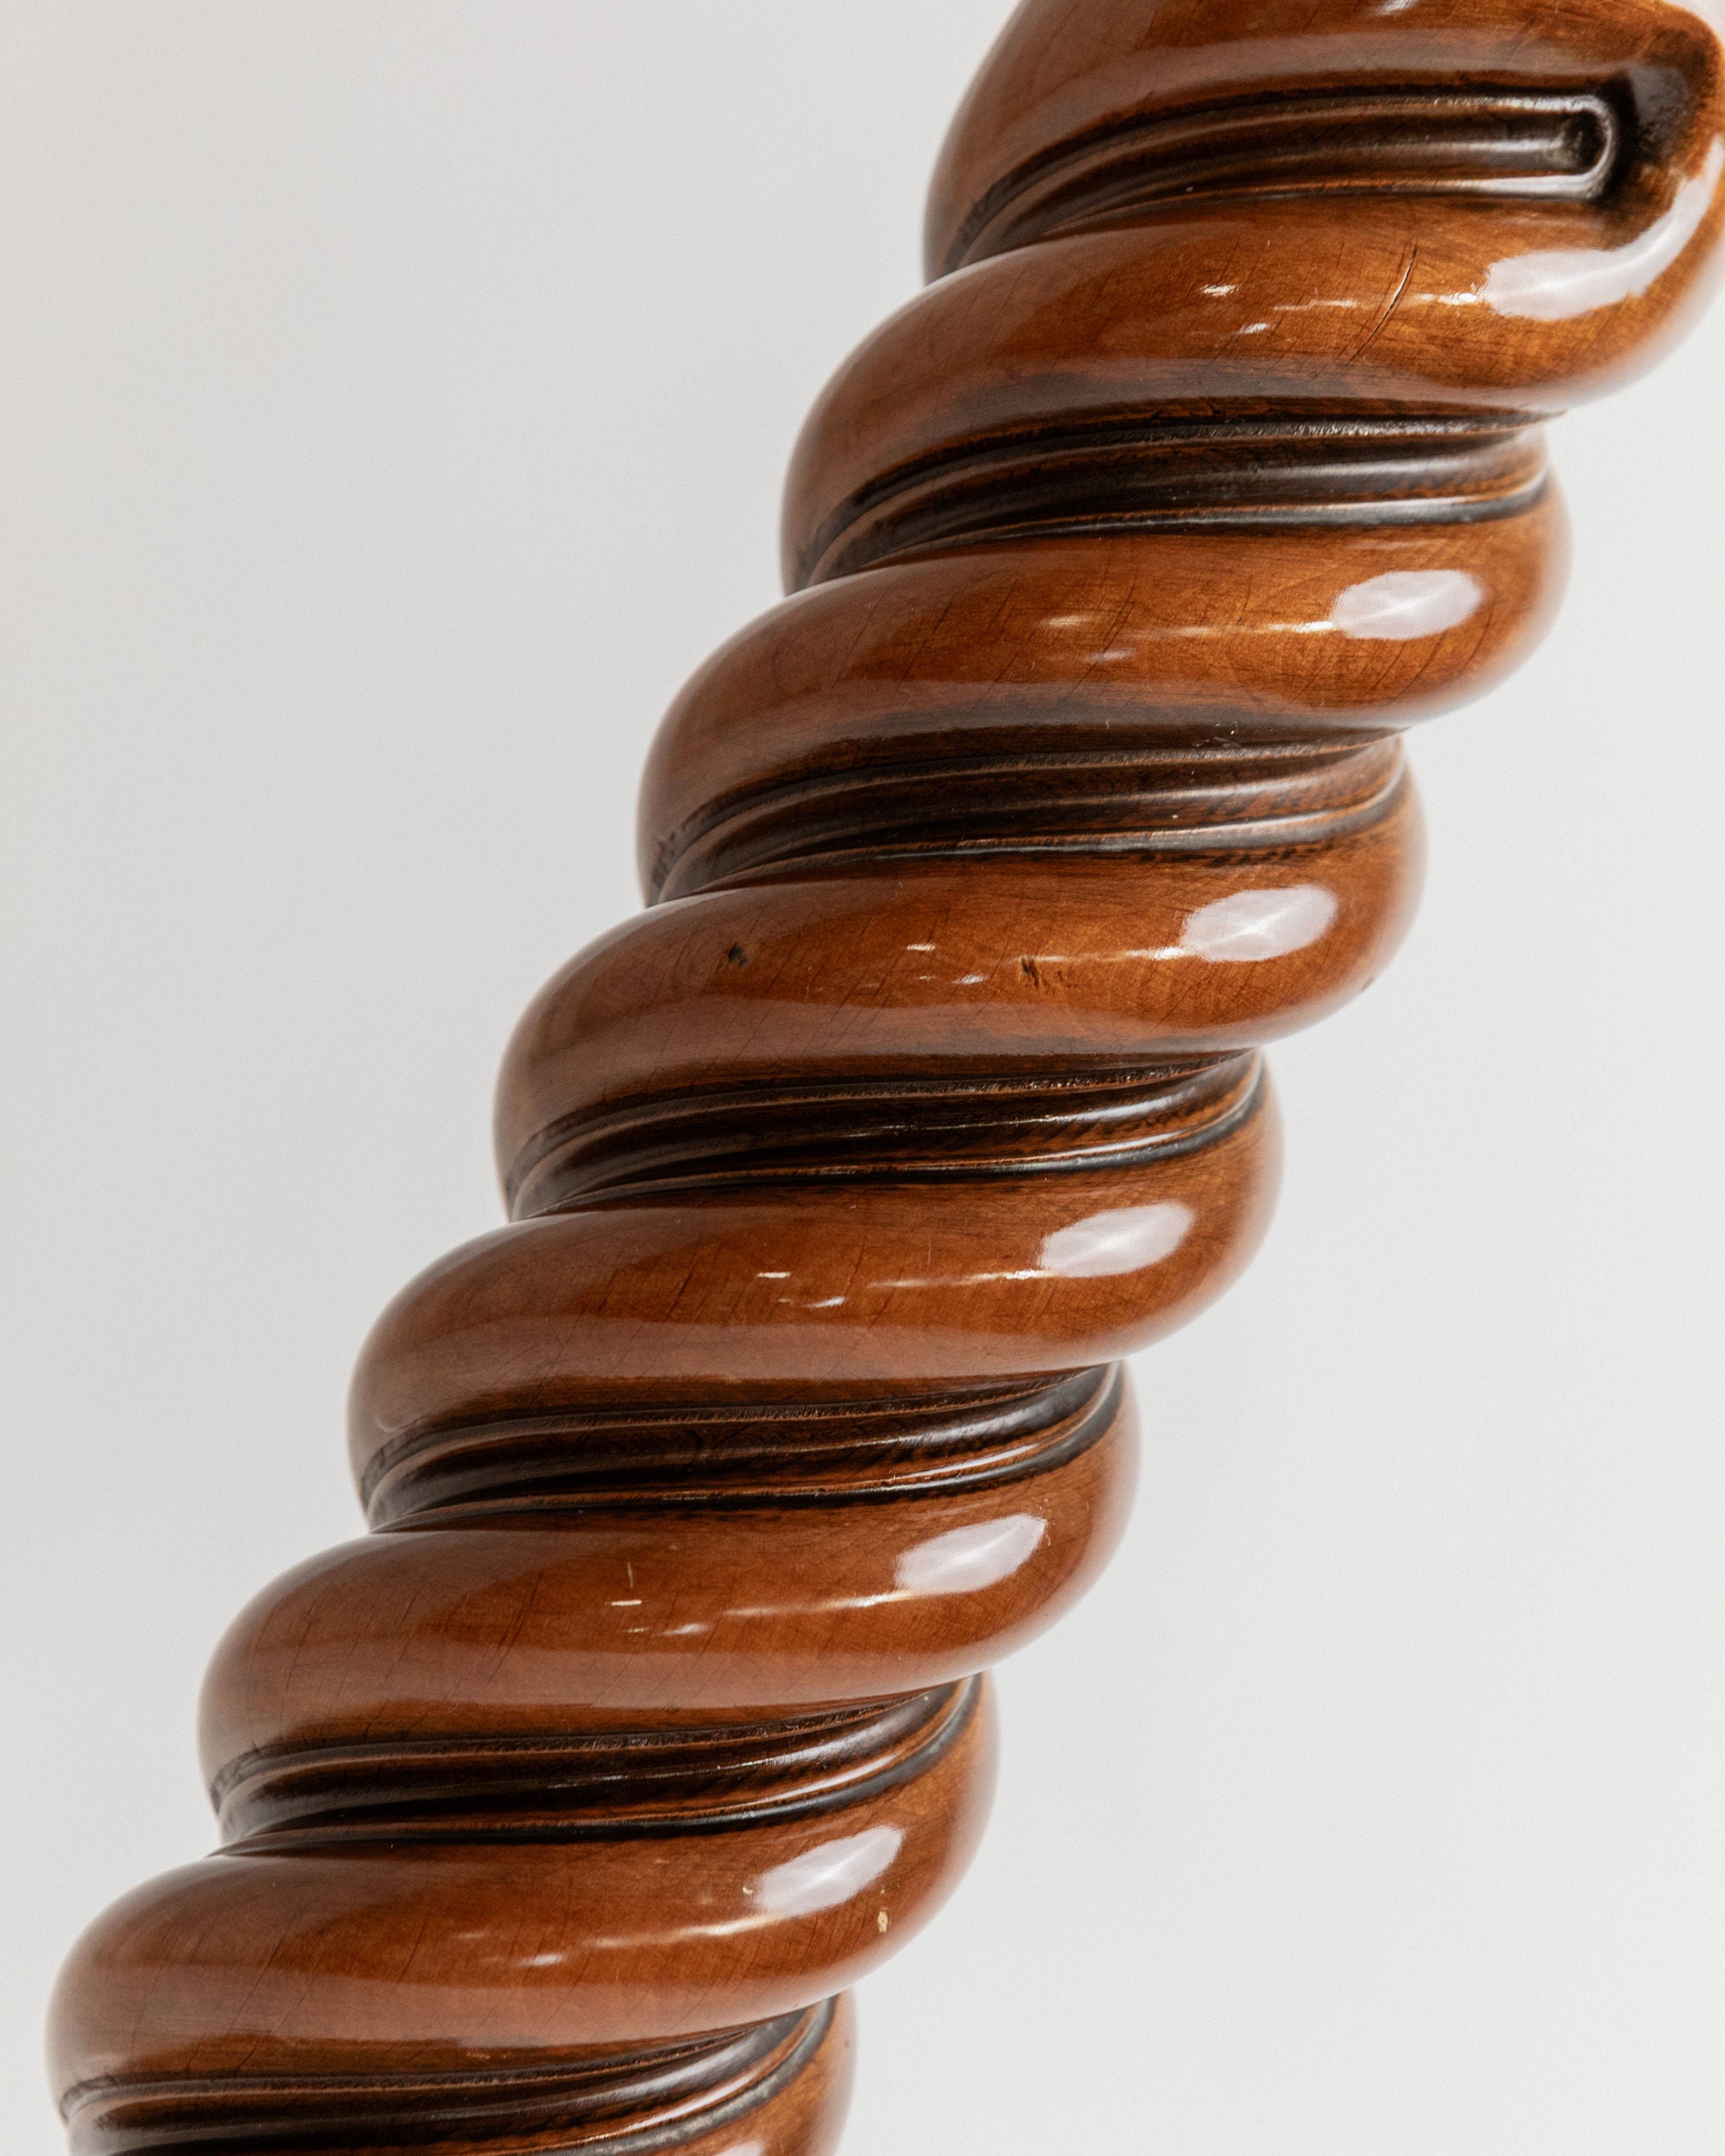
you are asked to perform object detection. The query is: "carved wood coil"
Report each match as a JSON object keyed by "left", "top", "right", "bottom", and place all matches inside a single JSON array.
[{"left": 49, "top": 4, "right": 1724, "bottom": 2152}]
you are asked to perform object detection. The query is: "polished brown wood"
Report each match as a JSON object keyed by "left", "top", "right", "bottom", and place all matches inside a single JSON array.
[{"left": 49, "top": 3, "right": 1724, "bottom": 2150}]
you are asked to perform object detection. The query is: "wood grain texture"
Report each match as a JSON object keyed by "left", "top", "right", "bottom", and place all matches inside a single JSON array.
[{"left": 48, "top": 3, "right": 1724, "bottom": 2149}]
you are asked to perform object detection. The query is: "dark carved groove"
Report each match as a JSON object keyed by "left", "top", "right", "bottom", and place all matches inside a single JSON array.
[
  {"left": 363, "top": 1363, "right": 1121, "bottom": 1524},
  {"left": 507, "top": 1054, "right": 1263, "bottom": 1214},
  {"left": 651, "top": 741, "right": 1405, "bottom": 904},
  {"left": 60, "top": 2002, "right": 833, "bottom": 2156},
  {"left": 793, "top": 411, "right": 1549, "bottom": 590},
  {"left": 936, "top": 86, "right": 1624, "bottom": 276},
  {"left": 216, "top": 1683, "right": 977, "bottom": 1847}
]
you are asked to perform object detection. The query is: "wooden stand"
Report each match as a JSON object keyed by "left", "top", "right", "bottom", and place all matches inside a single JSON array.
[{"left": 50, "top": 4, "right": 1724, "bottom": 2150}]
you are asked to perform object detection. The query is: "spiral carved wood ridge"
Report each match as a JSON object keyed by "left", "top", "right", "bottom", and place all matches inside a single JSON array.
[{"left": 50, "top": 4, "right": 1723, "bottom": 2152}]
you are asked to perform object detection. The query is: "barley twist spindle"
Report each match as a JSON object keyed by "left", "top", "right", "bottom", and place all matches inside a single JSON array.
[{"left": 50, "top": 3, "right": 1724, "bottom": 2151}]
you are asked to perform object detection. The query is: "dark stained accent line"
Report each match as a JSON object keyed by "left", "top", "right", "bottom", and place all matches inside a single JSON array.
[
  {"left": 652, "top": 742, "right": 1407, "bottom": 906},
  {"left": 362, "top": 1363, "right": 1124, "bottom": 1526},
  {"left": 938, "top": 86, "right": 1622, "bottom": 276},
  {"left": 651, "top": 736, "right": 1401, "bottom": 909},
  {"left": 507, "top": 1051, "right": 1266, "bottom": 1218},
  {"left": 59, "top": 2001, "right": 835, "bottom": 2156},
  {"left": 795, "top": 411, "right": 1547, "bottom": 592},
  {"left": 216, "top": 1682, "right": 981, "bottom": 1849}
]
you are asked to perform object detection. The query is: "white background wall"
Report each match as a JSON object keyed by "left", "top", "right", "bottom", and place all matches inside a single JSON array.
[{"left": 5, "top": 6, "right": 1724, "bottom": 2150}]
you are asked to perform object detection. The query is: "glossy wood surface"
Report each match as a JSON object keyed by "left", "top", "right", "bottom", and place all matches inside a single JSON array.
[{"left": 48, "top": 3, "right": 1724, "bottom": 2150}]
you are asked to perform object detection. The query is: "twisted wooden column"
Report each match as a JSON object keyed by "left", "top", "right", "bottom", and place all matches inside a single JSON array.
[{"left": 51, "top": 4, "right": 1723, "bottom": 2152}]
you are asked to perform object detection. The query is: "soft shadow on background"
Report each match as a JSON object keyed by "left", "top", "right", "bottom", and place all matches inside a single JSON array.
[{"left": 4, "top": 6, "right": 1723, "bottom": 2150}]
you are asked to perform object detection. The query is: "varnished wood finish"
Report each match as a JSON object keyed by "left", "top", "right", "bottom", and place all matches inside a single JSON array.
[{"left": 49, "top": 3, "right": 1723, "bottom": 2150}]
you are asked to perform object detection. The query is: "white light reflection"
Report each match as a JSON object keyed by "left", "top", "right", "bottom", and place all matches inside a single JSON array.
[
  {"left": 1179, "top": 885, "right": 1337, "bottom": 962},
  {"left": 1331, "top": 569, "right": 1482, "bottom": 642},
  {"left": 1484, "top": 140, "right": 1722, "bottom": 320},
  {"left": 756, "top": 1827, "right": 902, "bottom": 1917},
  {"left": 1040, "top": 1200, "right": 1194, "bottom": 1279},
  {"left": 896, "top": 1515, "right": 1046, "bottom": 1595}
]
